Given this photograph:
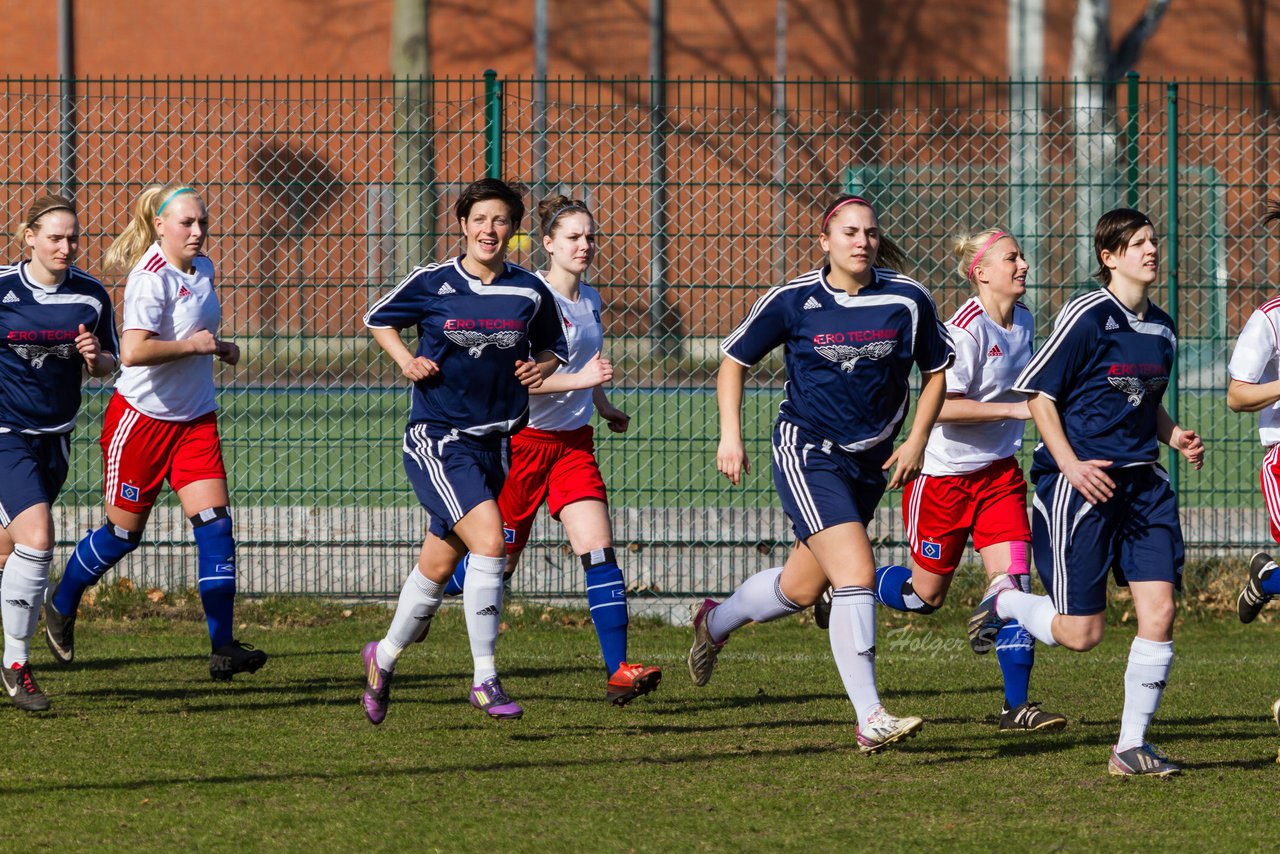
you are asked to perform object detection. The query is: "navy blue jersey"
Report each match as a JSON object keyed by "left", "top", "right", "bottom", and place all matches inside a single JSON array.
[
  {"left": 1014, "top": 287, "right": 1176, "bottom": 478},
  {"left": 364, "top": 258, "right": 569, "bottom": 438},
  {"left": 0, "top": 262, "right": 118, "bottom": 434},
  {"left": 722, "top": 266, "right": 954, "bottom": 451}
]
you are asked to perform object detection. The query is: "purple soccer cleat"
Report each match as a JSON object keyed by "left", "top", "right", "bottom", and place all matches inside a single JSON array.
[
  {"left": 469, "top": 675, "right": 523, "bottom": 719},
  {"left": 361, "top": 641, "right": 393, "bottom": 725}
]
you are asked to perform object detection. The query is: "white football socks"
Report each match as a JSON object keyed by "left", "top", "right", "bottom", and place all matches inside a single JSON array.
[
  {"left": 377, "top": 566, "right": 444, "bottom": 671},
  {"left": 828, "top": 586, "right": 881, "bottom": 729},
  {"left": 995, "top": 590, "right": 1060, "bottom": 647},
  {"left": 1117, "top": 637, "right": 1174, "bottom": 751},
  {"left": 705, "top": 566, "right": 800, "bottom": 641},
  {"left": 2, "top": 545, "right": 52, "bottom": 668},
  {"left": 464, "top": 553, "right": 506, "bottom": 684}
]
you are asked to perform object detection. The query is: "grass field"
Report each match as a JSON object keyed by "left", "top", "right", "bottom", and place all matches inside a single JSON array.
[{"left": 6, "top": 597, "right": 1279, "bottom": 851}]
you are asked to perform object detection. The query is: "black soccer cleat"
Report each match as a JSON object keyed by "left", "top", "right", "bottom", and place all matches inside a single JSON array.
[
  {"left": 210, "top": 640, "right": 268, "bottom": 681},
  {"left": 2, "top": 662, "right": 51, "bottom": 711},
  {"left": 43, "top": 586, "right": 76, "bottom": 664},
  {"left": 813, "top": 586, "right": 832, "bottom": 630},
  {"left": 1237, "top": 552, "right": 1277, "bottom": 624}
]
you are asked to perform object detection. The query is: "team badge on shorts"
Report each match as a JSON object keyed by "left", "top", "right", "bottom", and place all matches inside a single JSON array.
[
  {"left": 503, "top": 526, "right": 517, "bottom": 544},
  {"left": 120, "top": 482, "right": 140, "bottom": 502},
  {"left": 921, "top": 540, "right": 943, "bottom": 560}
]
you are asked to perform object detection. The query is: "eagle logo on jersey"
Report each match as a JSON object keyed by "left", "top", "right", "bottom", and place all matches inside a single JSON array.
[
  {"left": 1107, "top": 375, "right": 1168, "bottom": 407},
  {"left": 814, "top": 339, "right": 896, "bottom": 372},
  {"left": 444, "top": 328, "right": 524, "bottom": 358},
  {"left": 10, "top": 341, "right": 77, "bottom": 368}
]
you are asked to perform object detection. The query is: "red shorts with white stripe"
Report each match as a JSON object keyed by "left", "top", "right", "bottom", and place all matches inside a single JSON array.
[
  {"left": 902, "top": 455, "right": 1031, "bottom": 575},
  {"left": 1261, "top": 444, "right": 1280, "bottom": 544},
  {"left": 99, "top": 391, "right": 227, "bottom": 513},
  {"left": 497, "top": 424, "right": 608, "bottom": 551}
]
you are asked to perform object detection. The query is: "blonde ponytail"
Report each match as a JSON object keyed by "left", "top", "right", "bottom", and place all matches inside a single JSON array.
[
  {"left": 104, "top": 182, "right": 195, "bottom": 275},
  {"left": 951, "top": 227, "right": 1010, "bottom": 284}
]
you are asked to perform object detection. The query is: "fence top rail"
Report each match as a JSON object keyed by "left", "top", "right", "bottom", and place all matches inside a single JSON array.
[{"left": 2, "top": 75, "right": 1280, "bottom": 87}]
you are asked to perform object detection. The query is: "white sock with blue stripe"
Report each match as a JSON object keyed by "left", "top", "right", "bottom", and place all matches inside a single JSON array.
[
  {"left": 2, "top": 545, "right": 52, "bottom": 667},
  {"left": 705, "top": 566, "right": 800, "bottom": 642},
  {"left": 828, "top": 586, "right": 881, "bottom": 729},
  {"left": 464, "top": 553, "right": 506, "bottom": 683}
]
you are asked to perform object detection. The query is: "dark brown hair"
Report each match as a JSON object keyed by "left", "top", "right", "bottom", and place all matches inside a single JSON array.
[
  {"left": 1264, "top": 197, "right": 1280, "bottom": 228},
  {"left": 536, "top": 195, "right": 593, "bottom": 238},
  {"left": 1093, "top": 207, "right": 1154, "bottom": 285},
  {"left": 16, "top": 193, "right": 77, "bottom": 244},
  {"left": 818, "top": 194, "right": 908, "bottom": 271},
  {"left": 455, "top": 178, "right": 525, "bottom": 226}
]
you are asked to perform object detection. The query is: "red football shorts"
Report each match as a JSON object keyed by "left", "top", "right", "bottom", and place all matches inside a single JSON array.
[
  {"left": 902, "top": 455, "right": 1030, "bottom": 575},
  {"left": 498, "top": 425, "right": 608, "bottom": 551},
  {"left": 99, "top": 392, "right": 227, "bottom": 513},
  {"left": 1261, "top": 443, "right": 1280, "bottom": 544}
]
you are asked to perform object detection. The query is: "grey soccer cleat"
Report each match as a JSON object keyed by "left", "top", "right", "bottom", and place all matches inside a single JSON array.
[
  {"left": 1108, "top": 742, "right": 1180, "bottom": 777},
  {"left": 1000, "top": 701, "right": 1067, "bottom": 732}
]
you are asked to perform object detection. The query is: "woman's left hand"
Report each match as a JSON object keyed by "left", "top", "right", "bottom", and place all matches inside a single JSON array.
[
  {"left": 598, "top": 403, "right": 630, "bottom": 433},
  {"left": 883, "top": 436, "right": 926, "bottom": 490}
]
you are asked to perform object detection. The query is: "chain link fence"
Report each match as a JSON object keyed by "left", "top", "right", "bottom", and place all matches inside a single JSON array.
[{"left": 2, "top": 76, "right": 1275, "bottom": 614}]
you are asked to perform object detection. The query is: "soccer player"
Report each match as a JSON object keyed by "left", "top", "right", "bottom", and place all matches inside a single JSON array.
[
  {"left": 43, "top": 183, "right": 266, "bottom": 681},
  {"left": 968, "top": 208, "right": 1204, "bottom": 777},
  {"left": 0, "top": 194, "right": 117, "bottom": 710},
  {"left": 873, "top": 227, "right": 1064, "bottom": 732},
  {"left": 445, "top": 195, "right": 661, "bottom": 706},
  {"left": 1226, "top": 200, "right": 1280, "bottom": 640},
  {"left": 694, "top": 194, "right": 954, "bottom": 753},
  {"left": 360, "top": 178, "right": 568, "bottom": 725}
]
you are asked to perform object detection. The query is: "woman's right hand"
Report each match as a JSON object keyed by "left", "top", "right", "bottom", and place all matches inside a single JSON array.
[
  {"left": 398, "top": 354, "right": 440, "bottom": 381},
  {"left": 1060, "top": 457, "right": 1115, "bottom": 505},
  {"left": 579, "top": 353, "right": 614, "bottom": 387},
  {"left": 717, "top": 435, "right": 749, "bottom": 485}
]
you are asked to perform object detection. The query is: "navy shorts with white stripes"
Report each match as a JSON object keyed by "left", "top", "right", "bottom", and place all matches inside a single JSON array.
[
  {"left": 402, "top": 424, "right": 509, "bottom": 539},
  {"left": 1031, "top": 465, "right": 1183, "bottom": 616},
  {"left": 0, "top": 431, "right": 70, "bottom": 527},
  {"left": 771, "top": 419, "right": 889, "bottom": 542}
]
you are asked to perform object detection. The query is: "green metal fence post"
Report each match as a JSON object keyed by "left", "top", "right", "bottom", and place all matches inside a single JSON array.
[
  {"left": 1166, "top": 81, "right": 1180, "bottom": 490},
  {"left": 1125, "top": 71, "right": 1140, "bottom": 207},
  {"left": 484, "top": 69, "right": 502, "bottom": 179}
]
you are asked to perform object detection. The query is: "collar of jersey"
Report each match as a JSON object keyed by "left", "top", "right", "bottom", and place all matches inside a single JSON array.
[
  {"left": 818, "top": 265, "right": 883, "bottom": 302},
  {"left": 17, "top": 260, "right": 64, "bottom": 293},
  {"left": 453, "top": 256, "right": 512, "bottom": 288},
  {"left": 536, "top": 270, "right": 591, "bottom": 305}
]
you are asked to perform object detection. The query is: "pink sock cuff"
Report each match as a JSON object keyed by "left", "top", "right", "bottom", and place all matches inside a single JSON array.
[{"left": 1006, "top": 540, "right": 1030, "bottom": 575}]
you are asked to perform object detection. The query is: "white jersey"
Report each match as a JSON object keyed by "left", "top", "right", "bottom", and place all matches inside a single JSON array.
[
  {"left": 527, "top": 277, "right": 603, "bottom": 431},
  {"left": 115, "top": 244, "right": 220, "bottom": 422},
  {"left": 1228, "top": 296, "right": 1280, "bottom": 446},
  {"left": 922, "top": 298, "right": 1034, "bottom": 476}
]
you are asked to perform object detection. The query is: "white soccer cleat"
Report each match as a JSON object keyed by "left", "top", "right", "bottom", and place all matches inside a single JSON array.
[{"left": 855, "top": 707, "right": 923, "bottom": 754}]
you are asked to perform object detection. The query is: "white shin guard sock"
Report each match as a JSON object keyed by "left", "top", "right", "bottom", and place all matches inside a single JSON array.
[
  {"left": 377, "top": 566, "right": 444, "bottom": 671},
  {"left": 464, "top": 553, "right": 506, "bottom": 684},
  {"left": 1117, "top": 637, "right": 1174, "bottom": 751},
  {"left": 705, "top": 566, "right": 798, "bottom": 641},
  {"left": 995, "top": 590, "right": 1060, "bottom": 646},
  {"left": 2, "top": 545, "right": 53, "bottom": 668},
  {"left": 828, "top": 586, "right": 881, "bottom": 729}
]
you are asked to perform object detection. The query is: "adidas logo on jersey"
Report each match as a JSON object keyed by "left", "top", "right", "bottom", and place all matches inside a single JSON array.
[
  {"left": 563, "top": 316, "right": 573, "bottom": 329},
  {"left": 987, "top": 344, "right": 1004, "bottom": 358},
  {"left": 803, "top": 296, "right": 822, "bottom": 310},
  {"left": 438, "top": 283, "right": 456, "bottom": 295},
  {"left": 176, "top": 285, "right": 193, "bottom": 298},
  {"left": 1105, "top": 316, "right": 1120, "bottom": 331},
  {"left": 2, "top": 290, "right": 18, "bottom": 303}
]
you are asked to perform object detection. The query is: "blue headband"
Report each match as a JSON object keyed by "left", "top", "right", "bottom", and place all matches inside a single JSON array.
[{"left": 156, "top": 187, "right": 195, "bottom": 215}]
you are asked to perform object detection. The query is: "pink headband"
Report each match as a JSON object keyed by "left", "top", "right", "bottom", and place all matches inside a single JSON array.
[
  {"left": 967, "top": 231, "right": 1007, "bottom": 280},
  {"left": 822, "top": 196, "right": 873, "bottom": 231}
]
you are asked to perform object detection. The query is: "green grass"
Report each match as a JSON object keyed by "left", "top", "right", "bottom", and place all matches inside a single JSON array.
[{"left": 6, "top": 601, "right": 1279, "bottom": 850}]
